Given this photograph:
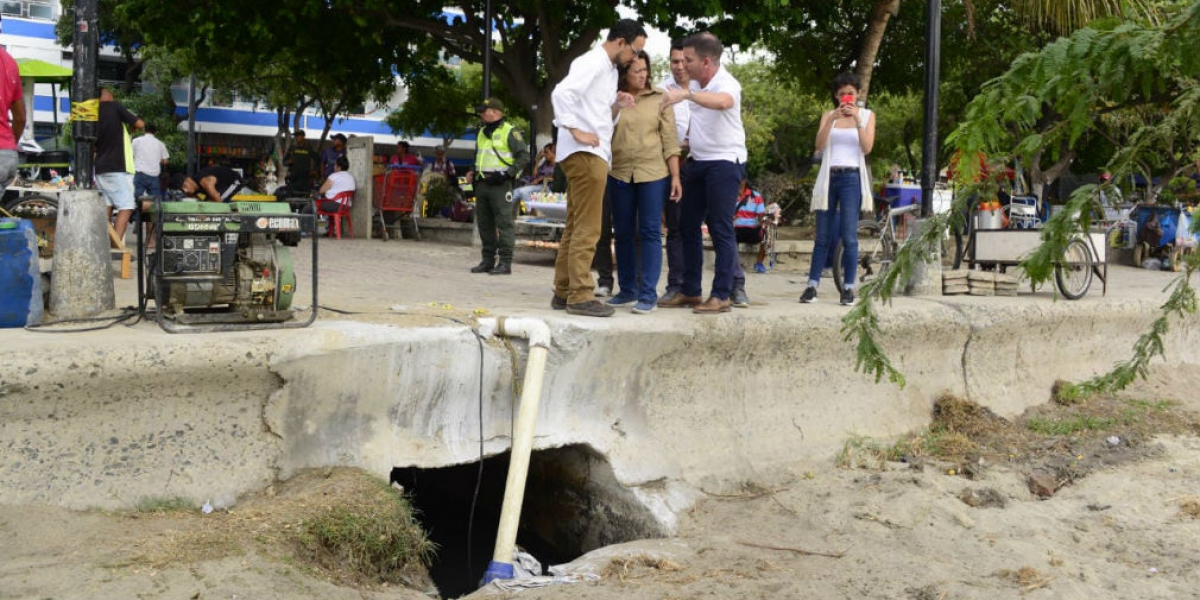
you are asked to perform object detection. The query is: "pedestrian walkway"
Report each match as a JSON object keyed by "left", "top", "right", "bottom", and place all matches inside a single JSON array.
[{"left": 103, "top": 237, "right": 1170, "bottom": 318}]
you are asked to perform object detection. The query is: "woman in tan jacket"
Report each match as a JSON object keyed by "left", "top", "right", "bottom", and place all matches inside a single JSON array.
[{"left": 605, "top": 50, "right": 683, "bottom": 314}]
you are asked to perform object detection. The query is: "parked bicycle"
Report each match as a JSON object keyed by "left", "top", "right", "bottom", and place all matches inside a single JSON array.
[
  {"left": 831, "top": 201, "right": 920, "bottom": 291},
  {"left": 755, "top": 201, "right": 782, "bottom": 272}
]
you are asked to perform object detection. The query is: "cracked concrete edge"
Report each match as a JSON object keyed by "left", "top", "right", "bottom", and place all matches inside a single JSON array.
[{"left": 2, "top": 298, "right": 1197, "bottom": 528}]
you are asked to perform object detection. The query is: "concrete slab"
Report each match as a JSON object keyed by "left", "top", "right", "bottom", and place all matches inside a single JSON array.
[{"left": 2, "top": 236, "right": 1196, "bottom": 535}]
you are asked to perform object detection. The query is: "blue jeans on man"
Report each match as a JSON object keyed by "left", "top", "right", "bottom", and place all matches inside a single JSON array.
[
  {"left": 134, "top": 172, "right": 161, "bottom": 200},
  {"left": 808, "top": 169, "right": 864, "bottom": 289},
  {"left": 662, "top": 191, "right": 683, "bottom": 294},
  {"left": 680, "top": 159, "right": 745, "bottom": 300},
  {"left": 609, "top": 175, "right": 668, "bottom": 305}
]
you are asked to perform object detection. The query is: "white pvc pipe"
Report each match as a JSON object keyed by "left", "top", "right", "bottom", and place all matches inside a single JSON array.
[{"left": 476, "top": 317, "right": 551, "bottom": 584}]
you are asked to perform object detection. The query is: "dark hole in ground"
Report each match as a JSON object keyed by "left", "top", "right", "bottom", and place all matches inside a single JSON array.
[{"left": 391, "top": 443, "right": 665, "bottom": 599}]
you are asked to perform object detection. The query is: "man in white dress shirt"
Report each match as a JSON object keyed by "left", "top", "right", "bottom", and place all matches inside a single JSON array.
[
  {"left": 660, "top": 32, "right": 747, "bottom": 314},
  {"left": 657, "top": 41, "right": 690, "bottom": 305},
  {"left": 549, "top": 18, "right": 647, "bottom": 318}
]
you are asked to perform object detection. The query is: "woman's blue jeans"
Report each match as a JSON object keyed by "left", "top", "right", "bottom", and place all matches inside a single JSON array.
[
  {"left": 609, "top": 175, "right": 667, "bottom": 304},
  {"left": 808, "top": 169, "right": 863, "bottom": 289}
]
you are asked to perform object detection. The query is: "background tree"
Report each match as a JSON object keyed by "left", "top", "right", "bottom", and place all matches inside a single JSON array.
[
  {"left": 119, "top": 0, "right": 437, "bottom": 176},
  {"left": 55, "top": 0, "right": 146, "bottom": 92},
  {"left": 386, "top": 63, "right": 485, "bottom": 150},
  {"left": 845, "top": 0, "right": 1200, "bottom": 388}
]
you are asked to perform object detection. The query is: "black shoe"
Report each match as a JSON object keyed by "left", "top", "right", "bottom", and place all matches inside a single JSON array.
[
  {"left": 550, "top": 294, "right": 567, "bottom": 310},
  {"left": 731, "top": 288, "right": 750, "bottom": 308},
  {"left": 470, "top": 260, "right": 496, "bottom": 273},
  {"left": 799, "top": 286, "right": 817, "bottom": 303},
  {"left": 489, "top": 262, "right": 512, "bottom": 275},
  {"left": 840, "top": 288, "right": 856, "bottom": 305},
  {"left": 565, "top": 300, "right": 615, "bottom": 317}
]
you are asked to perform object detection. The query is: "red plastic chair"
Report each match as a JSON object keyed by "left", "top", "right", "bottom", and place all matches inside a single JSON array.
[
  {"left": 316, "top": 191, "right": 356, "bottom": 239},
  {"left": 374, "top": 167, "right": 421, "bottom": 241}
]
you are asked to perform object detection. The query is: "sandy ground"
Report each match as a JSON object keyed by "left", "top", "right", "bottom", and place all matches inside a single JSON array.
[
  {"left": 5, "top": 231, "right": 1199, "bottom": 599},
  {"left": 2, "top": 366, "right": 1198, "bottom": 600}
]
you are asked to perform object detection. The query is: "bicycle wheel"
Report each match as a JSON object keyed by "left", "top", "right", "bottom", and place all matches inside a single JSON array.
[
  {"left": 5, "top": 194, "right": 59, "bottom": 258},
  {"left": 831, "top": 221, "right": 880, "bottom": 291},
  {"left": 1054, "top": 237, "right": 1094, "bottom": 300},
  {"left": 762, "top": 221, "right": 778, "bottom": 269},
  {"left": 868, "top": 230, "right": 896, "bottom": 285},
  {"left": 951, "top": 215, "right": 971, "bottom": 270},
  {"left": 831, "top": 239, "right": 843, "bottom": 291}
]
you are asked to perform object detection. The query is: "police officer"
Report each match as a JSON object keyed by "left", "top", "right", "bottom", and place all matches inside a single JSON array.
[
  {"left": 467, "top": 97, "right": 530, "bottom": 275},
  {"left": 277, "top": 130, "right": 318, "bottom": 211}
]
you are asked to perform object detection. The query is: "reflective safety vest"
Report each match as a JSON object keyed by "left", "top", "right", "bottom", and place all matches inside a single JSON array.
[{"left": 476, "top": 122, "right": 515, "bottom": 173}]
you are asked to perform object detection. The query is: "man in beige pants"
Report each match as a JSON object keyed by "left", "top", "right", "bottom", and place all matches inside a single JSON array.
[{"left": 549, "top": 18, "right": 647, "bottom": 317}]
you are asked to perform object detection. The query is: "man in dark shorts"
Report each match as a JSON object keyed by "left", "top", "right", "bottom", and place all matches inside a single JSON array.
[{"left": 95, "top": 87, "right": 144, "bottom": 242}]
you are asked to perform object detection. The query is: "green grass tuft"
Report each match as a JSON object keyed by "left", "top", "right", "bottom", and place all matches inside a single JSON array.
[
  {"left": 1026, "top": 415, "right": 1115, "bottom": 436},
  {"left": 298, "top": 488, "right": 436, "bottom": 585},
  {"left": 135, "top": 496, "right": 197, "bottom": 513}
]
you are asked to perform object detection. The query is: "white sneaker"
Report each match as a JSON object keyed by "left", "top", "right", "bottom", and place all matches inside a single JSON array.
[{"left": 594, "top": 286, "right": 612, "bottom": 298}]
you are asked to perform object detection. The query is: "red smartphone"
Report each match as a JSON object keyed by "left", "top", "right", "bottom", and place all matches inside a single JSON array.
[{"left": 839, "top": 94, "right": 855, "bottom": 106}]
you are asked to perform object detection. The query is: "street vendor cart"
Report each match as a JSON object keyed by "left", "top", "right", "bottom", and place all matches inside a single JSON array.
[{"left": 968, "top": 207, "right": 1107, "bottom": 299}]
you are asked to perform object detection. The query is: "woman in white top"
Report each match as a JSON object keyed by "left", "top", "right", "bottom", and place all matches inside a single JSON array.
[
  {"left": 800, "top": 72, "right": 876, "bottom": 306},
  {"left": 317, "top": 156, "right": 356, "bottom": 212}
]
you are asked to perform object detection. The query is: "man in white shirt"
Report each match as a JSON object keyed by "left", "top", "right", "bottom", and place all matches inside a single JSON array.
[
  {"left": 549, "top": 18, "right": 646, "bottom": 318},
  {"left": 317, "top": 156, "right": 355, "bottom": 212},
  {"left": 660, "top": 32, "right": 747, "bottom": 314},
  {"left": 132, "top": 123, "right": 169, "bottom": 200},
  {"left": 657, "top": 41, "right": 690, "bottom": 305}
]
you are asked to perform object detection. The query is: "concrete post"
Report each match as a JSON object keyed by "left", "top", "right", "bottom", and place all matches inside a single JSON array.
[
  {"left": 346, "top": 136, "right": 374, "bottom": 239},
  {"left": 48, "top": 190, "right": 115, "bottom": 319},
  {"left": 905, "top": 217, "right": 943, "bottom": 297}
]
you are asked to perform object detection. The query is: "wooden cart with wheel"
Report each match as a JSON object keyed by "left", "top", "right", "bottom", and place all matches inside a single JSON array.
[{"left": 970, "top": 228, "right": 1107, "bottom": 299}]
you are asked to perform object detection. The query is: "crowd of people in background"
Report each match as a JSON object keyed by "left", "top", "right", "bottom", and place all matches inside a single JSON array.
[
  {"left": 84, "top": 17, "right": 862, "bottom": 316},
  {"left": 459, "top": 21, "right": 796, "bottom": 318}
]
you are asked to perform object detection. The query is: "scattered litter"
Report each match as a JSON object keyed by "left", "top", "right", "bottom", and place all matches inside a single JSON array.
[
  {"left": 201, "top": 500, "right": 213, "bottom": 514},
  {"left": 512, "top": 549, "right": 542, "bottom": 579},
  {"left": 389, "top": 304, "right": 408, "bottom": 312},
  {"left": 1148, "top": 567, "right": 1159, "bottom": 575},
  {"left": 1107, "top": 436, "right": 1120, "bottom": 445},
  {"left": 486, "top": 573, "right": 600, "bottom": 591}
]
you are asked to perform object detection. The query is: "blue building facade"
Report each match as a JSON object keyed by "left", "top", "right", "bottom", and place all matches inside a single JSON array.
[{"left": 0, "top": 3, "right": 465, "bottom": 166}]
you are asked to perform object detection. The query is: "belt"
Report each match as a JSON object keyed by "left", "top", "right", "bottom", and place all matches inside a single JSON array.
[{"left": 830, "top": 166, "right": 859, "bottom": 173}]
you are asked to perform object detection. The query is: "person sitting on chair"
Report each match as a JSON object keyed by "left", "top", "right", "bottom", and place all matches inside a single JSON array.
[
  {"left": 315, "top": 156, "right": 356, "bottom": 212},
  {"left": 729, "top": 178, "right": 764, "bottom": 307}
]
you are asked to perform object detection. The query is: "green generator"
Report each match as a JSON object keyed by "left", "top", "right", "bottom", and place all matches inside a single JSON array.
[{"left": 142, "top": 200, "right": 317, "bottom": 332}]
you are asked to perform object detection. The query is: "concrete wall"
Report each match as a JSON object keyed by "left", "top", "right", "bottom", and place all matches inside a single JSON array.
[{"left": 1, "top": 299, "right": 1196, "bottom": 531}]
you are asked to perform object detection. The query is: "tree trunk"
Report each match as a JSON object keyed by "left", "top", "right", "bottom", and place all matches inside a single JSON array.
[
  {"left": 380, "top": 6, "right": 601, "bottom": 139},
  {"left": 857, "top": 0, "right": 902, "bottom": 100},
  {"left": 1026, "top": 145, "right": 1075, "bottom": 203}
]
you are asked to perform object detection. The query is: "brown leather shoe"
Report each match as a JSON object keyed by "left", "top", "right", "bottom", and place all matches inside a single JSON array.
[
  {"left": 692, "top": 296, "right": 732, "bottom": 314},
  {"left": 657, "top": 293, "right": 703, "bottom": 308}
]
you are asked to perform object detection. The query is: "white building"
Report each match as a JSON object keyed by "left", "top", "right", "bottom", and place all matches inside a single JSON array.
[{"left": 0, "top": 2, "right": 463, "bottom": 168}]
